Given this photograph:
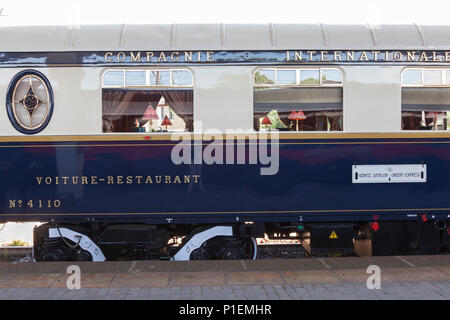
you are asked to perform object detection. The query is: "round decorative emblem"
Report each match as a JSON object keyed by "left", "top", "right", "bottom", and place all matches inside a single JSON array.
[{"left": 6, "top": 70, "right": 54, "bottom": 134}]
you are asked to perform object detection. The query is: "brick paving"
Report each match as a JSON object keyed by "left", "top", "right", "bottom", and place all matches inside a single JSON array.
[
  {"left": 0, "top": 255, "right": 448, "bottom": 300},
  {"left": 0, "top": 281, "right": 448, "bottom": 300}
]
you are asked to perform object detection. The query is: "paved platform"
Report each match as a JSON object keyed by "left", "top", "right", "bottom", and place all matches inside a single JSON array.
[
  {"left": 0, "top": 281, "right": 449, "bottom": 300},
  {"left": 0, "top": 255, "right": 448, "bottom": 299}
]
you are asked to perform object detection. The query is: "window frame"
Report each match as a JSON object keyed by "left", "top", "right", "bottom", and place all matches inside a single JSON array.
[
  {"left": 401, "top": 67, "right": 450, "bottom": 87},
  {"left": 253, "top": 66, "right": 344, "bottom": 133},
  {"left": 101, "top": 67, "right": 194, "bottom": 134},
  {"left": 401, "top": 67, "right": 450, "bottom": 132},
  {"left": 102, "top": 68, "right": 194, "bottom": 89},
  {"left": 253, "top": 67, "right": 343, "bottom": 88}
]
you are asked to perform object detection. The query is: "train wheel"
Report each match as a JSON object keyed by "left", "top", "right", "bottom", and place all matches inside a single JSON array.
[
  {"left": 193, "top": 236, "right": 257, "bottom": 260},
  {"left": 75, "top": 250, "right": 93, "bottom": 261},
  {"left": 220, "top": 237, "right": 257, "bottom": 260},
  {"left": 174, "top": 226, "right": 258, "bottom": 261},
  {"left": 40, "top": 249, "right": 64, "bottom": 261}
]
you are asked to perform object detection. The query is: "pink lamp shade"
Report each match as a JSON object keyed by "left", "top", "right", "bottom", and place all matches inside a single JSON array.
[
  {"left": 142, "top": 105, "right": 159, "bottom": 120},
  {"left": 288, "top": 110, "right": 298, "bottom": 120},
  {"left": 288, "top": 110, "right": 306, "bottom": 131},
  {"left": 293, "top": 110, "right": 306, "bottom": 120}
]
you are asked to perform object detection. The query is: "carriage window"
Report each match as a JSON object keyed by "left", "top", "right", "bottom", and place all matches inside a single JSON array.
[
  {"left": 253, "top": 68, "right": 343, "bottom": 132},
  {"left": 102, "top": 69, "right": 193, "bottom": 133},
  {"left": 172, "top": 70, "right": 193, "bottom": 86},
  {"left": 125, "top": 70, "right": 146, "bottom": 86},
  {"left": 322, "top": 69, "right": 343, "bottom": 85},
  {"left": 446, "top": 70, "right": 450, "bottom": 85},
  {"left": 402, "top": 68, "right": 450, "bottom": 130},
  {"left": 300, "top": 70, "right": 320, "bottom": 85},
  {"left": 423, "top": 70, "right": 442, "bottom": 85},
  {"left": 103, "top": 70, "right": 124, "bottom": 86},
  {"left": 277, "top": 70, "right": 296, "bottom": 85},
  {"left": 255, "top": 69, "right": 275, "bottom": 85},
  {"left": 402, "top": 69, "right": 422, "bottom": 85},
  {"left": 150, "top": 71, "right": 170, "bottom": 86}
]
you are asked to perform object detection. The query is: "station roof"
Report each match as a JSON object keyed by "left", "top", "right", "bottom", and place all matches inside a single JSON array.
[{"left": 0, "top": 24, "right": 449, "bottom": 51}]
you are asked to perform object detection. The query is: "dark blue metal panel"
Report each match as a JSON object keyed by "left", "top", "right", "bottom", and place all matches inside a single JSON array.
[
  {"left": 1, "top": 50, "right": 450, "bottom": 67},
  {"left": 0, "top": 136, "right": 449, "bottom": 223}
]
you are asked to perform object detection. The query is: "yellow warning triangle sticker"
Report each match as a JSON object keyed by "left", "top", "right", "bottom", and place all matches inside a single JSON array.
[{"left": 329, "top": 230, "right": 338, "bottom": 239}]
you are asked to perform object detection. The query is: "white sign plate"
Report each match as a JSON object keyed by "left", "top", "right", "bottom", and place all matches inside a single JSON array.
[{"left": 352, "top": 164, "right": 426, "bottom": 184}]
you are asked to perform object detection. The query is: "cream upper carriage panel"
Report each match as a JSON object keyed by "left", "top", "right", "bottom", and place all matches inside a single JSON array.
[
  {"left": 0, "top": 24, "right": 449, "bottom": 136},
  {"left": 0, "top": 67, "right": 102, "bottom": 136}
]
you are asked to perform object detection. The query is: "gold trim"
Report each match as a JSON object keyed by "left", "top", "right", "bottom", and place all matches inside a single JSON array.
[
  {"left": 3, "top": 207, "right": 450, "bottom": 216},
  {"left": 0, "top": 140, "right": 450, "bottom": 149},
  {"left": 1, "top": 132, "right": 450, "bottom": 143}
]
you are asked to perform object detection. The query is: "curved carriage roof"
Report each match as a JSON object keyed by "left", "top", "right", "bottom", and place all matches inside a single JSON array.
[{"left": 0, "top": 23, "right": 449, "bottom": 51}]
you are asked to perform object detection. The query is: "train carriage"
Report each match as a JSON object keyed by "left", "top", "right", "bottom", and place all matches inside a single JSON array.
[{"left": 0, "top": 23, "right": 449, "bottom": 261}]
